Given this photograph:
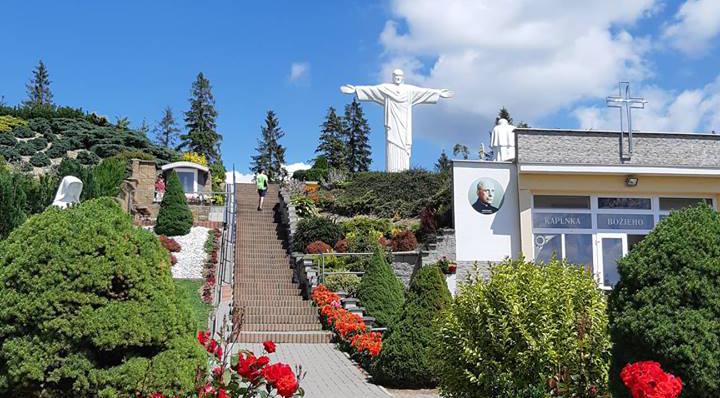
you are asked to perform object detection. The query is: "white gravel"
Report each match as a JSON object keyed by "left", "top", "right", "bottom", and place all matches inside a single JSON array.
[{"left": 171, "top": 227, "right": 210, "bottom": 279}]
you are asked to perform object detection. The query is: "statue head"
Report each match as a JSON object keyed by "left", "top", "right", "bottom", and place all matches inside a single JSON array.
[
  {"left": 392, "top": 69, "right": 405, "bottom": 85},
  {"left": 498, "top": 118, "right": 509, "bottom": 126}
]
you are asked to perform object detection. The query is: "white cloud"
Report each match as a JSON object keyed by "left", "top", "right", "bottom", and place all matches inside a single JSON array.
[
  {"left": 283, "top": 162, "right": 311, "bottom": 176},
  {"left": 377, "top": 0, "right": 658, "bottom": 147},
  {"left": 662, "top": 0, "right": 720, "bottom": 55},
  {"left": 225, "top": 171, "right": 254, "bottom": 184},
  {"left": 289, "top": 62, "right": 311, "bottom": 84},
  {"left": 574, "top": 77, "right": 720, "bottom": 133}
]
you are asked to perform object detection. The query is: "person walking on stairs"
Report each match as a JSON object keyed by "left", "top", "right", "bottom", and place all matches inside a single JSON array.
[{"left": 256, "top": 168, "right": 268, "bottom": 211}]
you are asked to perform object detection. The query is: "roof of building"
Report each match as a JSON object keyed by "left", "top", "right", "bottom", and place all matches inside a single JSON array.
[{"left": 161, "top": 161, "right": 209, "bottom": 173}]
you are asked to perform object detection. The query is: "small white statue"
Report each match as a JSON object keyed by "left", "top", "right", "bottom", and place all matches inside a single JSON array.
[
  {"left": 52, "top": 176, "right": 83, "bottom": 209},
  {"left": 341, "top": 69, "right": 454, "bottom": 172},
  {"left": 490, "top": 118, "right": 516, "bottom": 161}
]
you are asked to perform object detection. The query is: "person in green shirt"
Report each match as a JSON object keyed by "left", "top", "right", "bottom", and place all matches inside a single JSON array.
[{"left": 256, "top": 168, "right": 268, "bottom": 211}]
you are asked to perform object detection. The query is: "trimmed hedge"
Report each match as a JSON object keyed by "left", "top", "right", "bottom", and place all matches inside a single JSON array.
[
  {"left": 433, "top": 259, "right": 611, "bottom": 397},
  {"left": 356, "top": 250, "right": 405, "bottom": 328},
  {"left": 29, "top": 152, "right": 51, "bottom": 167},
  {"left": 155, "top": 171, "right": 193, "bottom": 236},
  {"left": 292, "top": 216, "right": 344, "bottom": 252},
  {"left": 609, "top": 205, "right": 720, "bottom": 398},
  {"left": 371, "top": 264, "right": 451, "bottom": 387},
  {"left": 0, "top": 198, "right": 205, "bottom": 396}
]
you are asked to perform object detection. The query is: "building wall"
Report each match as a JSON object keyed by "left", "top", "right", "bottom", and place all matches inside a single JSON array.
[
  {"left": 516, "top": 129, "right": 720, "bottom": 167},
  {"left": 517, "top": 173, "right": 720, "bottom": 257}
]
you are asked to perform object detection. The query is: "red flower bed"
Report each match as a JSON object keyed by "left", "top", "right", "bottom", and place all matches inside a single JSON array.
[
  {"left": 349, "top": 332, "right": 382, "bottom": 357},
  {"left": 158, "top": 235, "right": 181, "bottom": 252},
  {"left": 621, "top": 361, "right": 682, "bottom": 398},
  {"left": 306, "top": 240, "right": 332, "bottom": 254}
]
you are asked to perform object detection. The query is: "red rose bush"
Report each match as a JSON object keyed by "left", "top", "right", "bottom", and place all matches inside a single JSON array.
[{"left": 621, "top": 361, "right": 682, "bottom": 398}]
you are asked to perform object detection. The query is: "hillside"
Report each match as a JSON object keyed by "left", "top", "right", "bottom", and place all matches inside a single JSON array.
[{"left": 0, "top": 107, "right": 177, "bottom": 174}]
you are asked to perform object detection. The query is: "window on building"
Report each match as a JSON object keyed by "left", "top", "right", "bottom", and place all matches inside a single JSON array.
[
  {"left": 176, "top": 171, "right": 194, "bottom": 193},
  {"left": 534, "top": 195, "right": 590, "bottom": 209},
  {"left": 564, "top": 234, "right": 593, "bottom": 269},
  {"left": 534, "top": 234, "right": 562, "bottom": 264},
  {"left": 598, "top": 197, "right": 651, "bottom": 210},
  {"left": 659, "top": 197, "right": 713, "bottom": 211}
]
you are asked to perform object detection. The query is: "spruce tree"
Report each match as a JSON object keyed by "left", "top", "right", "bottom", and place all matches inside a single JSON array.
[
  {"left": 343, "top": 99, "right": 372, "bottom": 172},
  {"left": 180, "top": 72, "right": 222, "bottom": 164},
  {"left": 435, "top": 150, "right": 451, "bottom": 172},
  {"left": 23, "top": 60, "right": 53, "bottom": 106},
  {"left": 315, "top": 107, "right": 347, "bottom": 169},
  {"left": 251, "top": 110, "right": 287, "bottom": 183},
  {"left": 453, "top": 144, "right": 469, "bottom": 160},
  {"left": 155, "top": 107, "right": 180, "bottom": 149},
  {"left": 154, "top": 171, "right": 193, "bottom": 236}
]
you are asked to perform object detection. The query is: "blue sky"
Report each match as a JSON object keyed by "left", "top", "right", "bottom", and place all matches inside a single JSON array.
[{"left": 3, "top": 1, "right": 720, "bottom": 171}]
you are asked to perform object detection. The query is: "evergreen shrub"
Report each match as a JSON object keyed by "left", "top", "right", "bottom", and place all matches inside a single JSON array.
[
  {"left": 0, "top": 115, "right": 27, "bottom": 133},
  {"left": 324, "top": 274, "right": 361, "bottom": 296},
  {"left": 0, "top": 134, "right": 17, "bottom": 146},
  {"left": 77, "top": 150, "right": 101, "bottom": 165},
  {"left": 432, "top": 259, "right": 611, "bottom": 398},
  {"left": 29, "top": 136, "right": 48, "bottom": 151},
  {"left": 0, "top": 148, "right": 20, "bottom": 163},
  {"left": 292, "top": 216, "right": 343, "bottom": 252},
  {"left": 0, "top": 170, "right": 27, "bottom": 239},
  {"left": 89, "top": 157, "right": 126, "bottom": 198},
  {"left": 45, "top": 141, "right": 70, "bottom": 158},
  {"left": 372, "top": 265, "right": 451, "bottom": 387},
  {"left": 155, "top": 171, "right": 193, "bottom": 236},
  {"left": 16, "top": 142, "right": 35, "bottom": 156},
  {"left": 341, "top": 216, "right": 393, "bottom": 237},
  {"left": 0, "top": 198, "right": 205, "bottom": 396},
  {"left": 27, "top": 118, "right": 52, "bottom": 135},
  {"left": 12, "top": 125, "right": 34, "bottom": 138},
  {"left": 608, "top": 205, "right": 720, "bottom": 398},
  {"left": 356, "top": 250, "right": 405, "bottom": 327},
  {"left": 29, "top": 152, "right": 50, "bottom": 167}
]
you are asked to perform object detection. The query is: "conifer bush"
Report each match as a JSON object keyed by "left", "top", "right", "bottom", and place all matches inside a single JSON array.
[
  {"left": 433, "top": 259, "right": 611, "bottom": 398},
  {"left": 371, "top": 264, "right": 451, "bottom": 387},
  {"left": 155, "top": 171, "right": 193, "bottom": 236},
  {"left": 16, "top": 141, "right": 35, "bottom": 156},
  {"left": 356, "top": 250, "right": 405, "bottom": 327},
  {"left": 0, "top": 134, "right": 17, "bottom": 146},
  {"left": 0, "top": 198, "right": 205, "bottom": 397},
  {"left": 608, "top": 205, "right": 720, "bottom": 398},
  {"left": 29, "top": 152, "right": 50, "bottom": 167},
  {"left": 292, "top": 216, "right": 343, "bottom": 252}
]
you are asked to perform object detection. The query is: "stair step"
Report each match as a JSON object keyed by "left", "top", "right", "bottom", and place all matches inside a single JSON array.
[
  {"left": 235, "top": 331, "right": 332, "bottom": 344},
  {"left": 242, "top": 314, "right": 318, "bottom": 324},
  {"left": 240, "top": 323, "right": 323, "bottom": 332},
  {"left": 243, "top": 306, "right": 316, "bottom": 315},
  {"left": 237, "top": 281, "right": 297, "bottom": 289}
]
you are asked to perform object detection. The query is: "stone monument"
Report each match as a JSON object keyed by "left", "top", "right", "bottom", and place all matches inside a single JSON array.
[
  {"left": 52, "top": 176, "right": 83, "bottom": 209},
  {"left": 490, "top": 118, "right": 516, "bottom": 161},
  {"left": 341, "top": 69, "right": 454, "bottom": 172}
]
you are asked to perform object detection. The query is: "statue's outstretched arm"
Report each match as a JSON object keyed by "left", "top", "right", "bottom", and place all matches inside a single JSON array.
[
  {"left": 439, "top": 89, "right": 455, "bottom": 98},
  {"left": 340, "top": 84, "right": 356, "bottom": 94}
]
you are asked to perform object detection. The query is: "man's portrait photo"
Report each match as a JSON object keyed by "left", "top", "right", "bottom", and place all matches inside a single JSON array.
[{"left": 468, "top": 177, "right": 504, "bottom": 215}]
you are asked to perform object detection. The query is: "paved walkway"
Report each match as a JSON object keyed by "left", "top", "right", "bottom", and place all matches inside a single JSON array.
[{"left": 231, "top": 343, "right": 390, "bottom": 398}]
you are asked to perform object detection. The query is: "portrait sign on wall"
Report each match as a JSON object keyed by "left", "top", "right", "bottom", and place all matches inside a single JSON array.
[{"left": 467, "top": 177, "right": 505, "bottom": 215}]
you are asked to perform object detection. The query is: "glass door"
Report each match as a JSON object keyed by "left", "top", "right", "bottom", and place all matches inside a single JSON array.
[{"left": 596, "top": 233, "right": 627, "bottom": 289}]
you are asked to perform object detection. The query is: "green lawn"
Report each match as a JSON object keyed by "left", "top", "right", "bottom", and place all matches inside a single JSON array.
[{"left": 174, "top": 279, "right": 212, "bottom": 331}]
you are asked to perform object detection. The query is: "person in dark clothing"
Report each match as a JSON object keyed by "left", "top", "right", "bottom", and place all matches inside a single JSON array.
[{"left": 472, "top": 181, "right": 498, "bottom": 214}]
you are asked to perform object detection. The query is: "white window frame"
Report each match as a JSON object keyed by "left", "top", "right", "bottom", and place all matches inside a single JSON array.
[{"left": 174, "top": 167, "right": 198, "bottom": 194}]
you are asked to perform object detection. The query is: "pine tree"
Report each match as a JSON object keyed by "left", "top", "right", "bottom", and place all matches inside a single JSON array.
[
  {"left": 154, "top": 171, "right": 193, "bottom": 236},
  {"left": 23, "top": 60, "right": 53, "bottom": 106},
  {"left": 154, "top": 107, "right": 180, "bottom": 149},
  {"left": 315, "top": 107, "right": 347, "bottom": 169},
  {"left": 435, "top": 150, "right": 451, "bottom": 172},
  {"left": 180, "top": 72, "right": 222, "bottom": 164},
  {"left": 343, "top": 99, "right": 372, "bottom": 172},
  {"left": 495, "top": 106, "right": 513, "bottom": 125},
  {"left": 115, "top": 116, "right": 130, "bottom": 129},
  {"left": 251, "top": 110, "right": 287, "bottom": 183},
  {"left": 453, "top": 144, "right": 469, "bottom": 160}
]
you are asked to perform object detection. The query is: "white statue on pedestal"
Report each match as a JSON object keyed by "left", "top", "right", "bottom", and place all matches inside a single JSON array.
[
  {"left": 341, "top": 69, "right": 454, "bottom": 172},
  {"left": 52, "top": 176, "right": 83, "bottom": 209},
  {"left": 491, "top": 118, "right": 516, "bottom": 161}
]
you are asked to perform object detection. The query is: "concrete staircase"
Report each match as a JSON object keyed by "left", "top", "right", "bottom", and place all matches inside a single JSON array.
[{"left": 234, "top": 183, "right": 331, "bottom": 343}]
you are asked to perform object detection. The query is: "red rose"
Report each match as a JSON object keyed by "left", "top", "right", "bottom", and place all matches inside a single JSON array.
[
  {"left": 216, "top": 389, "right": 229, "bottom": 398},
  {"left": 263, "top": 340, "right": 276, "bottom": 353},
  {"left": 256, "top": 356, "right": 270, "bottom": 367},
  {"left": 197, "top": 331, "right": 210, "bottom": 346},
  {"left": 212, "top": 366, "right": 223, "bottom": 378},
  {"left": 214, "top": 345, "right": 223, "bottom": 359},
  {"left": 206, "top": 339, "right": 218, "bottom": 354},
  {"left": 275, "top": 374, "right": 299, "bottom": 398},
  {"left": 262, "top": 363, "right": 293, "bottom": 385}
]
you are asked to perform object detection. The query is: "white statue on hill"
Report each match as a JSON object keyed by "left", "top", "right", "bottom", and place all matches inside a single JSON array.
[
  {"left": 341, "top": 69, "right": 454, "bottom": 172},
  {"left": 52, "top": 176, "right": 83, "bottom": 209},
  {"left": 491, "top": 118, "right": 516, "bottom": 161}
]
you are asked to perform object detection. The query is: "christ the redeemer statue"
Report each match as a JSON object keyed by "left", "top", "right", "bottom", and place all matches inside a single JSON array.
[{"left": 341, "top": 69, "right": 454, "bottom": 172}]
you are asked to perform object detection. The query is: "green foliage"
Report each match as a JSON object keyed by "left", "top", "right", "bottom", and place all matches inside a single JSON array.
[
  {"left": 0, "top": 134, "right": 17, "bottom": 146},
  {"left": 23, "top": 60, "right": 54, "bottom": 106},
  {"left": 292, "top": 216, "right": 343, "bottom": 252},
  {"left": 372, "top": 265, "right": 451, "bottom": 387},
  {"left": 89, "top": 156, "right": 127, "bottom": 198},
  {"left": 155, "top": 171, "right": 193, "bottom": 236},
  {"left": 0, "top": 147, "right": 20, "bottom": 162},
  {"left": 327, "top": 170, "right": 449, "bottom": 218},
  {"left": 608, "top": 205, "right": 720, "bottom": 398},
  {"left": 27, "top": 118, "right": 51, "bottom": 135},
  {"left": 290, "top": 195, "right": 318, "bottom": 218},
  {"left": 0, "top": 170, "right": 27, "bottom": 239},
  {"left": 346, "top": 230, "right": 384, "bottom": 253},
  {"left": 343, "top": 98, "right": 372, "bottom": 172},
  {"left": 0, "top": 115, "right": 27, "bottom": 133},
  {"left": 154, "top": 107, "right": 180, "bottom": 149},
  {"left": 28, "top": 136, "right": 48, "bottom": 151},
  {"left": 173, "top": 279, "right": 212, "bottom": 331},
  {"left": 13, "top": 125, "right": 34, "bottom": 138},
  {"left": 433, "top": 259, "right": 611, "bottom": 398},
  {"left": 341, "top": 216, "right": 393, "bottom": 237},
  {"left": 180, "top": 72, "right": 222, "bottom": 164},
  {"left": 357, "top": 250, "right": 405, "bottom": 327},
  {"left": 0, "top": 103, "right": 85, "bottom": 121},
  {"left": 251, "top": 110, "right": 287, "bottom": 183},
  {"left": 316, "top": 108, "right": 348, "bottom": 170},
  {"left": 435, "top": 150, "right": 451, "bottom": 172},
  {"left": 324, "top": 273, "right": 361, "bottom": 296},
  {"left": 29, "top": 152, "right": 50, "bottom": 167},
  {"left": 16, "top": 141, "right": 35, "bottom": 156},
  {"left": 0, "top": 199, "right": 205, "bottom": 396},
  {"left": 77, "top": 150, "right": 101, "bottom": 165}
]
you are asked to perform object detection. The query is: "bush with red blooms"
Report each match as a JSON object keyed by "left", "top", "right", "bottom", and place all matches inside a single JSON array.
[
  {"left": 170, "top": 254, "right": 178, "bottom": 265},
  {"left": 334, "top": 239, "right": 349, "bottom": 253},
  {"left": 311, "top": 284, "right": 382, "bottom": 362},
  {"left": 159, "top": 234, "right": 182, "bottom": 252},
  {"left": 621, "top": 362, "right": 682, "bottom": 398},
  {"left": 140, "top": 332, "right": 304, "bottom": 398},
  {"left": 305, "top": 240, "right": 333, "bottom": 254},
  {"left": 390, "top": 230, "right": 418, "bottom": 251},
  {"left": 201, "top": 229, "right": 220, "bottom": 304}
]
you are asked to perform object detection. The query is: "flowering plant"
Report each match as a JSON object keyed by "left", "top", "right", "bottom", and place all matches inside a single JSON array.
[
  {"left": 437, "top": 256, "right": 456, "bottom": 274},
  {"left": 621, "top": 361, "right": 682, "bottom": 398}
]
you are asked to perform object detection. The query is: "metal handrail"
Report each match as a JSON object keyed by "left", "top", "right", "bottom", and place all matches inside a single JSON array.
[{"left": 316, "top": 251, "right": 377, "bottom": 283}]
